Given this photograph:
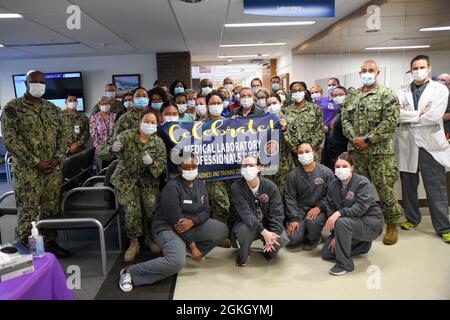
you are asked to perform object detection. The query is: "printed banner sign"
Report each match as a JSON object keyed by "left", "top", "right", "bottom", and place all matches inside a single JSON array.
[{"left": 160, "top": 114, "right": 280, "bottom": 181}]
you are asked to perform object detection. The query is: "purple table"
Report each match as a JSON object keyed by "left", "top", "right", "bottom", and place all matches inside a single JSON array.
[{"left": 0, "top": 252, "right": 74, "bottom": 300}]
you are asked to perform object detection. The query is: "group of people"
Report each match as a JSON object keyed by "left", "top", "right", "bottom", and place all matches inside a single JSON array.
[{"left": 1, "top": 54, "right": 449, "bottom": 293}]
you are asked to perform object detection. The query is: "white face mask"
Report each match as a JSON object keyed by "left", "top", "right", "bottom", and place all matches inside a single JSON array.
[
  {"left": 177, "top": 104, "right": 188, "bottom": 114},
  {"left": 335, "top": 167, "right": 352, "bottom": 181},
  {"left": 187, "top": 100, "right": 196, "bottom": 109},
  {"left": 327, "top": 85, "right": 337, "bottom": 96},
  {"left": 29, "top": 83, "right": 46, "bottom": 98},
  {"left": 225, "top": 84, "right": 234, "bottom": 91},
  {"left": 257, "top": 98, "right": 267, "bottom": 109},
  {"left": 124, "top": 101, "right": 134, "bottom": 109},
  {"left": 292, "top": 91, "right": 305, "bottom": 103},
  {"left": 99, "top": 104, "right": 110, "bottom": 113},
  {"left": 163, "top": 115, "right": 179, "bottom": 123},
  {"left": 201, "top": 87, "right": 212, "bottom": 96},
  {"left": 140, "top": 123, "right": 157, "bottom": 136},
  {"left": 241, "top": 166, "right": 259, "bottom": 181},
  {"left": 196, "top": 104, "right": 207, "bottom": 116},
  {"left": 279, "top": 94, "right": 286, "bottom": 102},
  {"left": 267, "top": 103, "right": 281, "bottom": 114},
  {"left": 105, "top": 91, "right": 116, "bottom": 99},
  {"left": 67, "top": 101, "right": 78, "bottom": 110},
  {"left": 361, "top": 72, "right": 376, "bottom": 86},
  {"left": 333, "top": 95, "right": 346, "bottom": 105},
  {"left": 251, "top": 86, "right": 261, "bottom": 94},
  {"left": 412, "top": 68, "right": 428, "bottom": 82},
  {"left": 298, "top": 152, "right": 314, "bottom": 165},
  {"left": 182, "top": 169, "right": 198, "bottom": 181},
  {"left": 240, "top": 97, "right": 254, "bottom": 109},
  {"left": 311, "top": 92, "right": 321, "bottom": 100},
  {"left": 208, "top": 104, "right": 223, "bottom": 117},
  {"left": 223, "top": 100, "right": 230, "bottom": 108}
]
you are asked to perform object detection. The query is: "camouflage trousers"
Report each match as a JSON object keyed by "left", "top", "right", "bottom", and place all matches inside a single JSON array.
[
  {"left": 206, "top": 180, "right": 230, "bottom": 225},
  {"left": 267, "top": 145, "right": 295, "bottom": 202},
  {"left": 116, "top": 181, "right": 159, "bottom": 240},
  {"left": 351, "top": 152, "right": 404, "bottom": 224},
  {"left": 13, "top": 166, "right": 62, "bottom": 242}
]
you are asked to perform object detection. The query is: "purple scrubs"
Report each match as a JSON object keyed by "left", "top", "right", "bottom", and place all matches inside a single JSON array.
[{"left": 314, "top": 96, "right": 340, "bottom": 133}]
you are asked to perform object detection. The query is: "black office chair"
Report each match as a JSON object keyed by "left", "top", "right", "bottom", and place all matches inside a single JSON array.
[
  {"left": 0, "top": 191, "right": 16, "bottom": 243},
  {"left": 0, "top": 148, "right": 97, "bottom": 244},
  {"left": 36, "top": 160, "right": 121, "bottom": 276},
  {"left": 82, "top": 156, "right": 116, "bottom": 188}
]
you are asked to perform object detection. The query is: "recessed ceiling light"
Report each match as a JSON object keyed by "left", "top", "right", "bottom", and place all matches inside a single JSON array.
[
  {"left": 220, "top": 42, "right": 286, "bottom": 47},
  {"left": 217, "top": 54, "right": 270, "bottom": 58},
  {"left": 365, "top": 45, "right": 430, "bottom": 50},
  {"left": 0, "top": 44, "right": 4, "bottom": 47},
  {"left": 0, "top": 13, "right": 23, "bottom": 18},
  {"left": 224, "top": 21, "right": 315, "bottom": 28},
  {"left": 420, "top": 26, "right": 450, "bottom": 31}
]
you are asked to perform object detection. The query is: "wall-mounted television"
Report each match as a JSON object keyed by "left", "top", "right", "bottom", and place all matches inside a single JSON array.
[{"left": 12, "top": 72, "right": 85, "bottom": 112}]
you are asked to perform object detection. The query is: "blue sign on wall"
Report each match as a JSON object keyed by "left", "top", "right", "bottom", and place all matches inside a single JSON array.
[{"left": 244, "top": 0, "right": 335, "bottom": 18}]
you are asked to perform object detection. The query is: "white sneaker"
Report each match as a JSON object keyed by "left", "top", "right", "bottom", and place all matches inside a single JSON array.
[{"left": 119, "top": 268, "right": 134, "bottom": 292}]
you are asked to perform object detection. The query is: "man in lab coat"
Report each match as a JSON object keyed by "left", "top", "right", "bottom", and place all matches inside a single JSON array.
[{"left": 396, "top": 55, "right": 450, "bottom": 243}]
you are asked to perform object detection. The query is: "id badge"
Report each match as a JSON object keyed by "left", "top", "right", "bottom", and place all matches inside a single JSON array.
[{"left": 327, "top": 103, "right": 334, "bottom": 110}]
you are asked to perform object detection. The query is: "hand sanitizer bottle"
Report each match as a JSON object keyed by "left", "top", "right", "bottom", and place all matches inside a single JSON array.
[{"left": 28, "top": 221, "right": 45, "bottom": 258}]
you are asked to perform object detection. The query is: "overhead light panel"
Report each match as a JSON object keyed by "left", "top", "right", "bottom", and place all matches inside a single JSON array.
[
  {"left": 217, "top": 54, "right": 270, "bottom": 58},
  {"left": 0, "top": 44, "right": 4, "bottom": 47},
  {"left": 0, "top": 13, "right": 23, "bottom": 18},
  {"left": 220, "top": 42, "right": 286, "bottom": 48},
  {"left": 420, "top": 26, "right": 450, "bottom": 32},
  {"left": 224, "top": 21, "right": 315, "bottom": 28},
  {"left": 365, "top": 45, "right": 430, "bottom": 50}
]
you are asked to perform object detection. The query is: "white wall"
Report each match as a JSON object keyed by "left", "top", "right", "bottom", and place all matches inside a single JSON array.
[
  {"left": 0, "top": 53, "right": 157, "bottom": 113},
  {"left": 278, "top": 50, "right": 450, "bottom": 92},
  {"left": 276, "top": 50, "right": 293, "bottom": 76}
]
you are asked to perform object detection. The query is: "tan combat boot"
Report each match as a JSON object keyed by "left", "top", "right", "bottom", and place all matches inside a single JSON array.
[
  {"left": 218, "top": 238, "right": 231, "bottom": 248},
  {"left": 147, "top": 238, "right": 161, "bottom": 254},
  {"left": 383, "top": 224, "right": 398, "bottom": 245},
  {"left": 124, "top": 238, "right": 140, "bottom": 262}
]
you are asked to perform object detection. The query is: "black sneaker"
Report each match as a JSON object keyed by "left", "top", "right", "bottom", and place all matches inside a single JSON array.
[
  {"left": 44, "top": 240, "right": 71, "bottom": 259},
  {"left": 329, "top": 265, "right": 349, "bottom": 276},
  {"left": 235, "top": 255, "right": 248, "bottom": 267},
  {"left": 263, "top": 252, "right": 273, "bottom": 261},
  {"left": 303, "top": 239, "right": 320, "bottom": 251}
]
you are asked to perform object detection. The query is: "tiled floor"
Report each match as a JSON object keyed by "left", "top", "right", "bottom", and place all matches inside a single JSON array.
[{"left": 173, "top": 215, "right": 450, "bottom": 300}]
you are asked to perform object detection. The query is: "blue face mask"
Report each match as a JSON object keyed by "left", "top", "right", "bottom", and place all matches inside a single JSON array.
[
  {"left": 134, "top": 97, "right": 149, "bottom": 109},
  {"left": 174, "top": 87, "right": 184, "bottom": 94},
  {"left": 152, "top": 102, "right": 163, "bottom": 111}
]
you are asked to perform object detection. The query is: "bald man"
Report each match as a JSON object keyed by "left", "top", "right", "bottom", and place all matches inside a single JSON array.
[
  {"left": 437, "top": 73, "right": 450, "bottom": 140},
  {"left": 341, "top": 59, "right": 404, "bottom": 245},
  {"left": 1, "top": 70, "right": 70, "bottom": 258}
]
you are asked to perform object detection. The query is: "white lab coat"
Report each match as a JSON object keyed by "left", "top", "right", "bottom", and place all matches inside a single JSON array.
[{"left": 395, "top": 80, "right": 450, "bottom": 172}]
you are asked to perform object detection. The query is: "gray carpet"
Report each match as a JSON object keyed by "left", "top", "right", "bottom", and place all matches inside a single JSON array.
[{"left": 95, "top": 249, "right": 177, "bottom": 300}]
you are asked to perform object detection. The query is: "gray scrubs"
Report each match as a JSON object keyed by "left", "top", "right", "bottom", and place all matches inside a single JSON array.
[
  {"left": 321, "top": 174, "right": 384, "bottom": 271},
  {"left": 129, "top": 176, "right": 229, "bottom": 286},
  {"left": 400, "top": 82, "right": 450, "bottom": 234},
  {"left": 285, "top": 164, "right": 335, "bottom": 248},
  {"left": 230, "top": 177, "right": 289, "bottom": 263}
]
